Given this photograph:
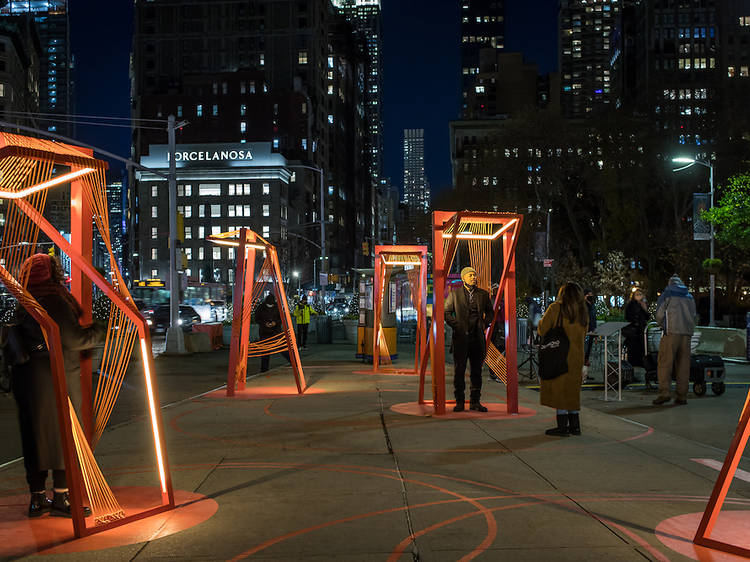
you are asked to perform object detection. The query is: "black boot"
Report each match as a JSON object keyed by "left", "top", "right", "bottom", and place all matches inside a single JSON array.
[
  {"left": 545, "top": 414, "right": 570, "bottom": 436},
  {"left": 453, "top": 401, "right": 465, "bottom": 412},
  {"left": 28, "top": 492, "right": 52, "bottom": 518},
  {"left": 568, "top": 413, "right": 581, "bottom": 435},
  {"left": 51, "top": 491, "right": 92, "bottom": 518},
  {"left": 469, "top": 401, "right": 488, "bottom": 412}
]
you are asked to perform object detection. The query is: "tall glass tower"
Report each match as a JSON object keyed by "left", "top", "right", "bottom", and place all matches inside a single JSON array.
[{"left": 0, "top": 0, "right": 72, "bottom": 136}]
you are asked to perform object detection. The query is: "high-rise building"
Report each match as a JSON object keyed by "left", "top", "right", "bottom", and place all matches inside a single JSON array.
[
  {"left": 460, "top": 0, "right": 505, "bottom": 117},
  {"left": 0, "top": 1, "right": 72, "bottom": 137},
  {"left": 131, "top": 0, "right": 370, "bottom": 287},
  {"left": 559, "top": 0, "right": 619, "bottom": 118},
  {"left": 402, "top": 128, "right": 429, "bottom": 241}
]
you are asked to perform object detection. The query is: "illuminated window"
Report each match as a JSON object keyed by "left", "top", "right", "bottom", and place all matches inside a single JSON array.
[
  {"left": 262, "top": 204, "right": 270, "bottom": 217},
  {"left": 151, "top": 269, "right": 158, "bottom": 278},
  {"left": 240, "top": 104, "right": 246, "bottom": 116},
  {"left": 185, "top": 248, "right": 192, "bottom": 260},
  {"left": 212, "top": 104, "right": 218, "bottom": 116},
  {"left": 185, "top": 226, "right": 192, "bottom": 239},
  {"left": 213, "top": 247, "right": 221, "bottom": 260},
  {"left": 151, "top": 227, "right": 157, "bottom": 239},
  {"left": 244, "top": 204, "right": 251, "bottom": 216},
  {"left": 263, "top": 225, "right": 270, "bottom": 238},
  {"left": 151, "top": 185, "right": 158, "bottom": 197},
  {"left": 228, "top": 205, "right": 235, "bottom": 217},
  {"left": 475, "top": 85, "right": 485, "bottom": 93},
  {"left": 196, "top": 104, "right": 203, "bottom": 117},
  {"left": 199, "top": 205, "right": 205, "bottom": 217},
  {"left": 210, "top": 204, "right": 221, "bottom": 217},
  {"left": 240, "top": 121, "right": 246, "bottom": 133},
  {"left": 177, "top": 105, "right": 182, "bottom": 117},
  {"left": 151, "top": 248, "right": 157, "bottom": 260},
  {"left": 0, "top": 83, "right": 4, "bottom": 97},
  {"left": 199, "top": 183, "right": 221, "bottom": 196},
  {"left": 262, "top": 183, "right": 270, "bottom": 195},
  {"left": 259, "top": 53, "right": 265, "bottom": 66},
  {"left": 298, "top": 50, "right": 308, "bottom": 64},
  {"left": 198, "top": 247, "right": 204, "bottom": 260},
  {"left": 151, "top": 206, "right": 157, "bottom": 218},
  {"left": 198, "top": 226, "right": 205, "bottom": 238}
]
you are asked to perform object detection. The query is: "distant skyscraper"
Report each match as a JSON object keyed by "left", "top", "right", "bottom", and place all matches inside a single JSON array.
[
  {"left": 559, "top": 0, "right": 619, "bottom": 118},
  {"left": 402, "top": 128, "right": 429, "bottom": 241},
  {"left": 460, "top": 0, "right": 506, "bottom": 117},
  {"left": 0, "top": 1, "right": 72, "bottom": 137}
]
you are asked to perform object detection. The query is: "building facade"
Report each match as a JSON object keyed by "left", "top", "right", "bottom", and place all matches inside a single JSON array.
[
  {"left": 559, "top": 0, "right": 619, "bottom": 118},
  {"left": 0, "top": 0, "right": 72, "bottom": 137},
  {"left": 401, "top": 128, "right": 429, "bottom": 242},
  {"left": 131, "top": 0, "right": 371, "bottom": 288},
  {"left": 460, "top": 0, "right": 506, "bottom": 117}
]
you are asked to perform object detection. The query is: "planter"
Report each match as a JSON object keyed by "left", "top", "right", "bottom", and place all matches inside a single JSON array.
[{"left": 342, "top": 318, "right": 359, "bottom": 345}]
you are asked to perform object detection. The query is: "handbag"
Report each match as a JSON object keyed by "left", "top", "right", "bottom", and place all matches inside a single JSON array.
[
  {"left": 538, "top": 308, "right": 570, "bottom": 380},
  {"left": 0, "top": 324, "right": 30, "bottom": 367}
]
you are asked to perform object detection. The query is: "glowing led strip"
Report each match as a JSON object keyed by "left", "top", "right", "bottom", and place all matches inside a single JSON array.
[
  {"left": 382, "top": 259, "right": 423, "bottom": 266},
  {"left": 0, "top": 167, "right": 95, "bottom": 199},
  {"left": 441, "top": 218, "right": 517, "bottom": 240},
  {"left": 139, "top": 338, "right": 167, "bottom": 494},
  {"left": 209, "top": 238, "right": 266, "bottom": 251}
]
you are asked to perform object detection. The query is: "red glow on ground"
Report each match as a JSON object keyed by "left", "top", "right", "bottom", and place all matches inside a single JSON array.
[
  {"left": 655, "top": 511, "right": 750, "bottom": 561},
  {"left": 206, "top": 385, "right": 326, "bottom": 400},
  {"left": 390, "top": 400, "right": 537, "bottom": 419},
  {"left": 351, "top": 369, "right": 424, "bottom": 376},
  {"left": 0, "top": 487, "right": 217, "bottom": 558}
]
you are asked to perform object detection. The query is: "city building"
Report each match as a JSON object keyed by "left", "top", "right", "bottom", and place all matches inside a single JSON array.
[
  {"left": 136, "top": 142, "right": 292, "bottom": 285},
  {"left": 559, "top": 0, "right": 619, "bottom": 118},
  {"left": 376, "top": 177, "right": 397, "bottom": 245},
  {"left": 0, "top": 0, "right": 72, "bottom": 137},
  {"left": 0, "top": 15, "right": 40, "bottom": 127},
  {"left": 460, "top": 0, "right": 506, "bottom": 117},
  {"left": 131, "top": 0, "right": 371, "bottom": 289},
  {"left": 401, "top": 128, "right": 429, "bottom": 242}
]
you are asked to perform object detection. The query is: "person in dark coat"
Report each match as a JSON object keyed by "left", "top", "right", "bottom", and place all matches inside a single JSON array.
[
  {"left": 444, "top": 266, "right": 494, "bottom": 412},
  {"left": 255, "top": 293, "right": 291, "bottom": 372},
  {"left": 11, "top": 254, "right": 103, "bottom": 517},
  {"left": 583, "top": 288, "right": 597, "bottom": 367},
  {"left": 538, "top": 282, "right": 589, "bottom": 436},
  {"left": 624, "top": 287, "right": 650, "bottom": 368}
]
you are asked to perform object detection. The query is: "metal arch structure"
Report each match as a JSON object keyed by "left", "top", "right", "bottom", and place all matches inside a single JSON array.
[
  {"left": 0, "top": 133, "right": 174, "bottom": 538},
  {"left": 208, "top": 228, "right": 305, "bottom": 396},
  {"left": 693, "top": 387, "right": 750, "bottom": 556},
  {"left": 371, "top": 245, "right": 428, "bottom": 380},
  {"left": 429, "top": 210, "right": 523, "bottom": 416}
]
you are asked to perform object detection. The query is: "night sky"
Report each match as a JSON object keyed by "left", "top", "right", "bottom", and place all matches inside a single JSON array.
[{"left": 70, "top": 0, "right": 558, "bottom": 193}]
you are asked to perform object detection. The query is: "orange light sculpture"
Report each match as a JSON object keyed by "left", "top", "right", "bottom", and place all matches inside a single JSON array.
[
  {"left": 429, "top": 210, "right": 523, "bottom": 415},
  {"left": 208, "top": 228, "right": 305, "bottom": 396},
  {"left": 693, "top": 387, "right": 750, "bottom": 556},
  {"left": 0, "top": 133, "right": 174, "bottom": 538},
  {"left": 371, "top": 245, "right": 428, "bottom": 382}
]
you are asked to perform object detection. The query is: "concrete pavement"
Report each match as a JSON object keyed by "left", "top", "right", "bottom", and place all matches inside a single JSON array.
[{"left": 1, "top": 341, "right": 749, "bottom": 561}]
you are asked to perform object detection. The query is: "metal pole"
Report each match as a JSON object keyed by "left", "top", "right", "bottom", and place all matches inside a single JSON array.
[
  {"left": 165, "top": 115, "right": 185, "bottom": 353},
  {"left": 319, "top": 167, "right": 326, "bottom": 306},
  {"left": 709, "top": 162, "right": 715, "bottom": 327}
]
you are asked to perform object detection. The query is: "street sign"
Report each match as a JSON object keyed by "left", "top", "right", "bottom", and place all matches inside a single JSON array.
[{"left": 543, "top": 259, "right": 554, "bottom": 268}]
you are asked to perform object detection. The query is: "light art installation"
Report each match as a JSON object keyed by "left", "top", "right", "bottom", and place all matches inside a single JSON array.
[
  {"left": 208, "top": 228, "right": 305, "bottom": 396},
  {"left": 371, "top": 245, "right": 428, "bottom": 383},
  {"left": 429, "top": 210, "right": 523, "bottom": 415},
  {"left": 0, "top": 133, "right": 174, "bottom": 537}
]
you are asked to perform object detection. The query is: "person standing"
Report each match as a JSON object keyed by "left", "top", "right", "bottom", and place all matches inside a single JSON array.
[
  {"left": 538, "top": 283, "right": 589, "bottom": 436},
  {"left": 11, "top": 254, "right": 103, "bottom": 517},
  {"left": 583, "top": 288, "right": 597, "bottom": 367},
  {"left": 444, "top": 267, "right": 494, "bottom": 412},
  {"left": 293, "top": 295, "right": 317, "bottom": 350},
  {"left": 255, "top": 293, "right": 291, "bottom": 372},
  {"left": 653, "top": 275, "right": 696, "bottom": 406},
  {"left": 624, "top": 287, "right": 650, "bottom": 368}
]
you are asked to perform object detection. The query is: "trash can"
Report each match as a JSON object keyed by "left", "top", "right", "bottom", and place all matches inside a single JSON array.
[{"left": 317, "top": 315, "right": 332, "bottom": 344}]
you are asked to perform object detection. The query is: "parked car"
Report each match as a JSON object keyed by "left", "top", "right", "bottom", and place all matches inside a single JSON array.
[{"left": 143, "top": 305, "right": 201, "bottom": 334}]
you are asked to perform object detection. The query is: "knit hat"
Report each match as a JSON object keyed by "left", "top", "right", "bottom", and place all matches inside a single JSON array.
[
  {"left": 460, "top": 267, "right": 476, "bottom": 282},
  {"left": 21, "top": 253, "right": 53, "bottom": 286},
  {"left": 668, "top": 274, "right": 684, "bottom": 286}
]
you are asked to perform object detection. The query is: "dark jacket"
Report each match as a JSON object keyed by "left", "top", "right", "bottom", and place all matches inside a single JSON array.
[
  {"left": 625, "top": 299, "right": 650, "bottom": 331},
  {"left": 255, "top": 301, "right": 283, "bottom": 340},
  {"left": 12, "top": 293, "right": 103, "bottom": 472},
  {"left": 444, "top": 285, "right": 494, "bottom": 347}
]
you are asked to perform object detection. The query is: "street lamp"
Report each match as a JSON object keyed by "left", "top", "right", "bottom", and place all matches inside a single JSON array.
[
  {"left": 293, "top": 270, "right": 300, "bottom": 297},
  {"left": 672, "top": 156, "right": 715, "bottom": 326}
]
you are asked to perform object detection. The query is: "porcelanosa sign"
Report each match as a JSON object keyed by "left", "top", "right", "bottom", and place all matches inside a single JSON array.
[{"left": 141, "top": 143, "right": 286, "bottom": 169}]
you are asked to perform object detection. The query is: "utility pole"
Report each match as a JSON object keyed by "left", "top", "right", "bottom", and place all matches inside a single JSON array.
[
  {"left": 165, "top": 115, "right": 186, "bottom": 353},
  {"left": 708, "top": 162, "right": 715, "bottom": 327}
]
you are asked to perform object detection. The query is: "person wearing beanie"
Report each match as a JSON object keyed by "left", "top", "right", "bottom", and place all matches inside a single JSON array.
[
  {"left": 653, "top": 274, "right": 696, "bottom": 406},
  {"left": 11, "top": 253, "right": 103, "bottom": 518},
  {"left": 444, "top": 266, "right": 494, "bottom": 412},
  {"left": 254, "top": 293, "right": 291, "bottom": 372}
]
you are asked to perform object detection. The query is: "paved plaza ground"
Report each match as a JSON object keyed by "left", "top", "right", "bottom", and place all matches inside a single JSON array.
[{"left": 0, "top": 336, "right": 749, "bottom": 561}]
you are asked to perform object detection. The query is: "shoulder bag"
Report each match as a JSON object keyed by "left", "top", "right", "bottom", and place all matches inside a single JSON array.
[{"left": 538, "top": 308, "right": 570, "bottom": 380}]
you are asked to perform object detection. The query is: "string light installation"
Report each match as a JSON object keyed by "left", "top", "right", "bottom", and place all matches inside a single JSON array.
[
  {"left": 369, "top": 245, "right": 428, "bottom": 382},
  {"left": 207, "top": 228, "right": 305, "bottom": 396},
  {"left": 429, "top": 210, "right": 523, "bottom": 415},
  {"left": 0, "top": 133, "right": 174, "bottom": 538}
]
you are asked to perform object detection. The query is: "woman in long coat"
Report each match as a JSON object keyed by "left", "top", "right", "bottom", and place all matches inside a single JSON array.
[
  {"left": 624, "top": 287, "right": 650, "bottom": 367},
  {"left": 538, "top": 282, "right": 589, "bottom": 436},
  {"left": 11, "top": 254, "right": 102, "bottom": 517}
]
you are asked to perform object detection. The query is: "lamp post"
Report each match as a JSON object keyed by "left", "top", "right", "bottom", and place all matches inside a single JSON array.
[
  {"left": 293, "top": 270, "right": 300, "bottom": 297},
  {"left": 288, "top": 164, "right": 326, "bottom": 304},
  {"left": 672, "top": 156, "right": 715, "bottom": 326}
]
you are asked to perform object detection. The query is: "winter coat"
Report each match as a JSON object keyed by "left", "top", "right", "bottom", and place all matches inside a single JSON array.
[
  {"left": 655, "top": 281, "right": 696, "bottom": 336},
  {"left": 293, "top": 303, "right": 317, "bottom": 325},
  {"left": 255, "top": 302, "right": 283, "bottom": 340},
  {"left": 538, "top": 301, "right": 587, "bottom": 411},
  {"left": 444, "top": 284, "right": 494, "bottom": 350},
  {"left": 12, "top": 293, "right": 103, "bottom": 472}
]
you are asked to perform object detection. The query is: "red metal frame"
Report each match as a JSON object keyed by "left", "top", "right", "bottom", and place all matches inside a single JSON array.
[
  {"left": 371, "top": 245, "right": 428, "bottom": 378},
  {"left": 693, "top": 388, "right": 750, "bottom": 556},
  {"left": 0, "top": 135, "right": 174, "bottom": 538},
  {"left": 212, "top": 228, "right": 305, "bottom": 396},
  {"left": 429, "top": 210, "right": 523, "bottom": 415}
]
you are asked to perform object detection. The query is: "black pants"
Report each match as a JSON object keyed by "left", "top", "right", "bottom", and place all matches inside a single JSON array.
[
  {"left": 453, "top": 335, "right": 485, "bottom": 404},
  {"left": 260, "top": 351, "right": 291, "bottom": 373},
  {"left": 28, "top": 470, "right": 66, "bottom": 493},
  {"left": 297, "top": 323, "right": 309, "bottom": 347}
]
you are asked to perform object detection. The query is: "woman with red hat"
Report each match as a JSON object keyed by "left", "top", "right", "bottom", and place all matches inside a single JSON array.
[{"left": 11, "top": 253, "right": 103, "bottom": 518}]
